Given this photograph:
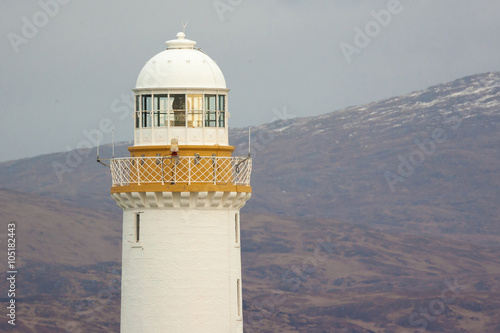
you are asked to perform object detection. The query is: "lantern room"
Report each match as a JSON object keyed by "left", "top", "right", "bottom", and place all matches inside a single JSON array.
[{"left": 133, "top": 32, "right": 229, "bottom": 146}]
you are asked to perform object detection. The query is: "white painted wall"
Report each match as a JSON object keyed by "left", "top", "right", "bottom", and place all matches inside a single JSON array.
[
  {"left": 120, "top": 207, "right": 243, "bottom": 333},
  {"left": 134, "top": 127, "right": 228, "bottom": 146}
]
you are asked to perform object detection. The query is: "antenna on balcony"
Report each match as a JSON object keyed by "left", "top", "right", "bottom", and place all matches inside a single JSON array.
[
  {"left": 96, "top": 129, "right": 110, "bottom": 167},
  {"left": 97, "top": 128, "right": 99, "bottom": 158},
  {"left": 248, "top": 126, "right": 251, "bottom": 157},
  {"left": 112, "top": 130, "right": 115, "bottom": 159}
]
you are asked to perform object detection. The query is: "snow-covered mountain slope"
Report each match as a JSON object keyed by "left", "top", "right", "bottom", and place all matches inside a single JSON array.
[{"left": 231, "top": 72, "right": 500, "bottom": 242}]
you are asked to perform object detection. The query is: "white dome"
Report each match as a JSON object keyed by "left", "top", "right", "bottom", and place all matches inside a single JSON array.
[{"left": 135, "top": 32, "right": 226, "bottom": 89}]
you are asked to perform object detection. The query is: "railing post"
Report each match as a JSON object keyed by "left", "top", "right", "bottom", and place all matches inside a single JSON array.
[
  {"left": 110, "top": 159, "right": 114, "bottom": 186},
  {"left": 136, "top": 157, "right": 141, "bottom": 185},
  {"left": 125, "top": 159, "right": 129, "bottom": 186},
  {"left": 117, "top": 160, "right": 121, "bottom": 186},
  {"left": 232, "top": 158, "right": 236, "bottom": 185},
  {"left": 212, "top": 154, "right": 217, "bottom": 185},
  {"left": 161, "top": 157, "right": 165, "bottom": 185},
  {"left": 188, "top": 157, "right": 191, "bottom": 185}
]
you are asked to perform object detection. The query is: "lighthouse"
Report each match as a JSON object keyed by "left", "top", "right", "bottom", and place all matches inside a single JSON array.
[{"left": 105, "top": 32, "right": 252, "bottom": 332}]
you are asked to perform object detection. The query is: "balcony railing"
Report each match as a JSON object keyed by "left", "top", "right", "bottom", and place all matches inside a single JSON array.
[{"left": 109, "top": 156, "right": 252, "bottom": 187}]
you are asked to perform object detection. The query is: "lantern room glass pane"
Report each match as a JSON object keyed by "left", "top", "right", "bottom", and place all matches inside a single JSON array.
[
  {"left": 187, "top": 94, "right": 202, "bottom": 110},
  {"left": 142, "top": 95, "right": 152, "bottom": 110},
  {"left": 154, "top": 94, "right": 168, "bottom": 110},
  {"left": 135, "top": 111, "right": 140, "bottom": 128},
  {"left": 218, "top": 95, "right": 225, "bottom": 111},
  {"left": 142, "top": 112, "right": 151, "bottom": 128},
  {"left": 154, "top": 94, "right": 168, "bottom": 127},
  {"left": 218, "top": 111, "right": 225, "bottom": 127},
  {"left": 135, "top": 95, "right": 140, "bottom": 128},
  {"left": 141, "top": 95, "right": 152, "bottom": 128},
  {"left": 173, "top": 111, "right": 185, "bottom": 126},
  {"left": 205, "top": 94, "right": 216, "bottom": 110},
  {"left": 205, "top": 94, "right": 217, "bottom": 127},
  {"left": 154, "top": 111, "right": 167, "bottom": 127},
  {"left": 188, "top": 111, "right": 203, "bottom": 127},
  {"left": 205, "top": 111, "right": 217, "bottom": 127},
  {"left": 170, "top": 94, "right": 186, "bottom": 127},
  {"left": 187, "top": 94, "right": 203, "bottom": 128},
  {"left": 171, "top": 94, "right": 185, "bottom": 110}
]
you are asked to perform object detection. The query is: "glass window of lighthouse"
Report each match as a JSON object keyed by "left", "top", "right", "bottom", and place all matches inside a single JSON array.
[
  {"left": 218, "top": 95, "right": 226, "bottom": 127},
  {"left": 187, "top": 94, "right": 203, "bottom": 127},
  {"left": 134, "top": 93, "right": 227, "bottom": 128},
  {"left": 154, "top": 94, "right": 168, "bottom": 127},
  {"left": 141, "top": 95, "right": 152, "bottom": 127},
  {"left": 205, "top": 94, "right": 217, "bottom": 127},
  {"left": 135, "top": 95, "right": 140, "bottom": 128},
  {"left": 170, "top": 94, "right": 186, "bottom": 126}
]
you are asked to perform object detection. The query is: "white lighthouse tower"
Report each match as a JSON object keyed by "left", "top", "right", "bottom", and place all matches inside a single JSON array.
[{"left": 106, "top": 32, "right": 252, "bottom": 332}]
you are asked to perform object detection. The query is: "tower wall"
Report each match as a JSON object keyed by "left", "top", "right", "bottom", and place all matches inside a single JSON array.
[{"left": 117, "top": 192, "right": 247, "bottom": 333}]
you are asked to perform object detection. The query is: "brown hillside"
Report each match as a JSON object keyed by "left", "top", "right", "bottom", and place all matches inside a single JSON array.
[
  {"left": 0, "top": 187, "right": 498, "bottom": 332},
  {"left": 0, "top": 188, "right": 121, "bottom": 267}
]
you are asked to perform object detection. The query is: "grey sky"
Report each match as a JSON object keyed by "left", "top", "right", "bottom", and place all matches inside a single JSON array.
[{"left": 1, "top": 0, "right": 499, "bottom": 162}]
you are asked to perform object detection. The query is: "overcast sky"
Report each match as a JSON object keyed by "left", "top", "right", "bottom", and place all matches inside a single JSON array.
[{"left": 1, "top": 0, "right": 500, "bottom": 162}]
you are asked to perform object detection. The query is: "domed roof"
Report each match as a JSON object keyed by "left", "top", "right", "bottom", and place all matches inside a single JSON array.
[{"left": 135, "top": 32, "right": 226, "bottom": 89}]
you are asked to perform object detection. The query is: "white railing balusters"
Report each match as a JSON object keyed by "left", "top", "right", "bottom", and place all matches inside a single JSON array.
[{"left": 108, "top": 156, "right": 251, "bottom": 187}]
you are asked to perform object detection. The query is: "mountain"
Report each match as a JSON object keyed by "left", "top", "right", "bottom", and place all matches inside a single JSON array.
[
  {"left": 0, "top": 145, "right": 125, "bottom": 214},
  {"left": 241, "top": 214, "right": 500, "bottom": 333},
  {"left": 0, "top": 188, "right": 121, "bottom": 266},
  {"left": 0, "top": 189, "right": 121, "bottom": 332},
  {"left": 1, "top": 72, "right": 499, "bottom": 242},
  {"left": 231, "top": 71, "right": 500, "bottom": 244},
  {"left": 0, "top": 72, "right": 500, "bottom": 332},
  {"left": 1, "top": 189, "right": 499, "bottom": 332}
]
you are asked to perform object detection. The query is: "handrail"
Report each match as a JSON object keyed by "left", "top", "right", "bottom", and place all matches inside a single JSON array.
[{"left": 107, "top": 156, "right": 251, "bottom": 187}]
